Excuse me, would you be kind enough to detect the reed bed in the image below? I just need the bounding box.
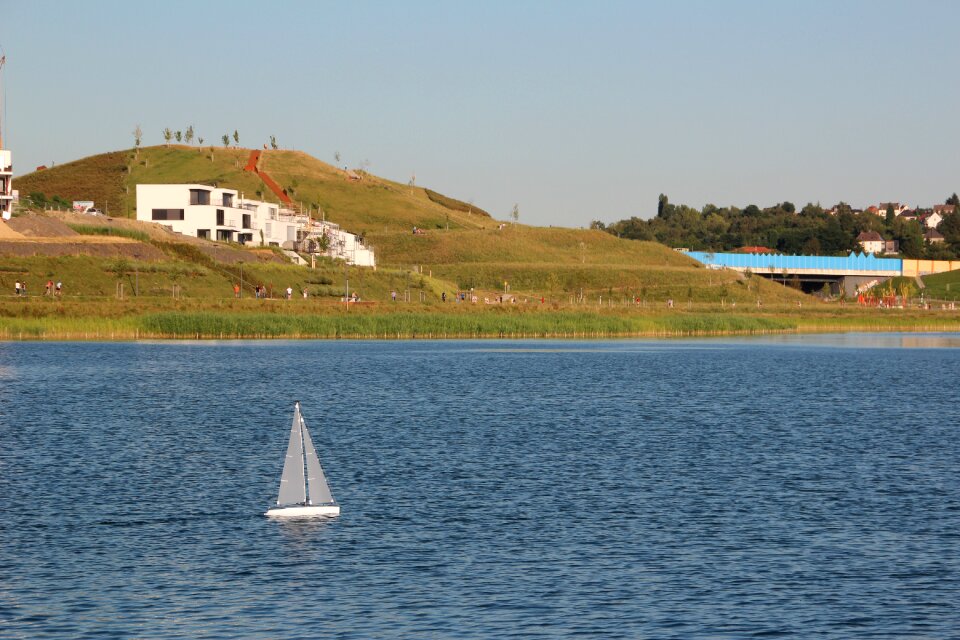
[3,303,959,341]
[131,311,796,339]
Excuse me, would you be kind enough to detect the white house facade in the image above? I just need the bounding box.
[136,183,375,266]
[857,231,885,255]
[0,149,12,220]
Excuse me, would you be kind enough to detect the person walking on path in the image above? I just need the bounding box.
[14,280,21,296]
[45,280,53,296]
[391,290,397,302]
[55,281,62,297]
[233,283,241,298]
[286,286,293,300]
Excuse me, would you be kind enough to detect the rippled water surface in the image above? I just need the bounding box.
[1,336,959,638]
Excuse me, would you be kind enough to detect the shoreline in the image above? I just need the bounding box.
[3,312,959,341]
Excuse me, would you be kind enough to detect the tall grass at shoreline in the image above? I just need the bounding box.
[0,311,796,340]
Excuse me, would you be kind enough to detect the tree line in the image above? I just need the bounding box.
[594,194,960,259]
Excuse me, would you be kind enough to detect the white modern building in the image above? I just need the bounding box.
[0,149,12,220]
[136,183,375,266]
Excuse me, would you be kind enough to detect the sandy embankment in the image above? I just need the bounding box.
[0,215,166,259]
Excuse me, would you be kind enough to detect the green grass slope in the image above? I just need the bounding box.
[10,146,810,305]
[16,146,496,233]
[14,150,129,215]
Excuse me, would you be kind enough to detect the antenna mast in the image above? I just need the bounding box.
[0,53,6,148]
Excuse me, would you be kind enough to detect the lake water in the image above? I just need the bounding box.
[1,335,958,638]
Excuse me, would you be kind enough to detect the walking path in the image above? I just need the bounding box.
[243,150,294,205]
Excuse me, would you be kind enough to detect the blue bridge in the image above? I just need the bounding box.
[685,251,903,294]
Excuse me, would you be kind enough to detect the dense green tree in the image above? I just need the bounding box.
[892,218,924,258]
[602,197,958,259]
[657,194,668,218]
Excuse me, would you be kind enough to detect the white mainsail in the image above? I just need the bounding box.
[276,402,307,506]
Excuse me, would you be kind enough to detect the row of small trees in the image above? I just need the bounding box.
[133,125,275,150]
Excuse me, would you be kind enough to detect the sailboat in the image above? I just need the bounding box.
[265,401,341,518]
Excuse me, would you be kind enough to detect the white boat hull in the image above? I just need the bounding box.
[265,504,341,518]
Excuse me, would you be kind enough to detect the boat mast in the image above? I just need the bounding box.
[298,403,309,504]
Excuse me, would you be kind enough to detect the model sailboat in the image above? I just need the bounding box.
[265,401,340,518]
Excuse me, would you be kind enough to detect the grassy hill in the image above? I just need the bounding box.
[15,145,494,233]
[8,146,813,306]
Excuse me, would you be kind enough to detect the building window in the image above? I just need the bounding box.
[189,189,211,205]
[223,193,233,208]
[152,209,185,221]
[217,230,233,242]
[216,209,225,226]
[197,229,210,239]
[265,222,272,236]
[242,214,251,229]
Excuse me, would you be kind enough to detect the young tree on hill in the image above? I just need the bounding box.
[222,134,230,147]
[175,130,182,143]
[270,135,278,150]
[334,151,341,165]
[185,125,194,145]
[197,136,204,146]
[133,124,142,150]
[162,128,172,146]
[233,130,239,146]
[511,204,520,225]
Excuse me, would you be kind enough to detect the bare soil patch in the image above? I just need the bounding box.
[0,221,26,239]
[6,216,79,237]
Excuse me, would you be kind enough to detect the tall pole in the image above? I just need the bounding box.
[0,54,6,148]
[239,261,243,299]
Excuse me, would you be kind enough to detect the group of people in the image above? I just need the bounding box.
[238,283,312,300]
[13,279,62,297]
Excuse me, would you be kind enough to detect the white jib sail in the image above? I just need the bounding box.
[302,416,334,505]
[276,403,306,505]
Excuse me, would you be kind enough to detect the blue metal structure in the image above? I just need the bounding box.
[685,251,902,274]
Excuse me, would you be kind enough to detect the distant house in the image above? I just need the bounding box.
[883,239,899,254]
[878,202,910,216]
[932,204,956,216]
[857,231,885,254]
[919,211,943,229]
[925,228,945,244]
[865,205,880,215]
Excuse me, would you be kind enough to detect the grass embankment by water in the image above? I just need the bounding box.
[3,296,960,340]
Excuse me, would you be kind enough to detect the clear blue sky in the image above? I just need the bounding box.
[1,0,958,226]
